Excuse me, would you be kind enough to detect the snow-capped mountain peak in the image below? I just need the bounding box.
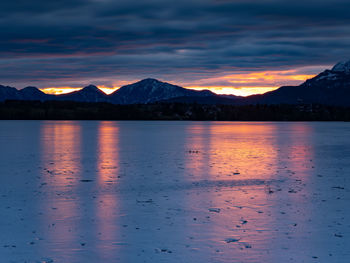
[331,60,350,73]
[109,78,215,104]
[309,60,350,83]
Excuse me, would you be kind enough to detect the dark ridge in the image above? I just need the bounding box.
[1,100,350,121]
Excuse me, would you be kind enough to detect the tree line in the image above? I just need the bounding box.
[1,100,350,121]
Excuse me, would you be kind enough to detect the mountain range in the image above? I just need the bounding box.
[1,61,350,106]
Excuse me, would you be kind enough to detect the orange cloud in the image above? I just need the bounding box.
[41,86,120,95]
[40,87,83,95]
[182,69,316,96]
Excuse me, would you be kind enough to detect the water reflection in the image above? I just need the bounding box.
[29,121,324,262]
[39,121,82,259]
[97,122,119,185]
[40,121,82,186]
[95,122,120,260]
[183,122,281,262]
[207,122,279,180]
[184,123,212,179]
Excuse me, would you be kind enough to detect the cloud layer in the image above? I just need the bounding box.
[0,0,349,93]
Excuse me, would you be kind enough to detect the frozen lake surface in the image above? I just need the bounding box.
[0,121,349,263]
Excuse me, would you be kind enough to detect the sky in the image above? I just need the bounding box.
[1,0,350,96]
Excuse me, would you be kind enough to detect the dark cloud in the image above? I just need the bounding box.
[0,0,349,88]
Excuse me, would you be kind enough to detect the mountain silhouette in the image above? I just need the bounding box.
[109,78,216,104]
[1,61,350,106]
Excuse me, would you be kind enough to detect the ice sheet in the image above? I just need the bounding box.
[0,121,349,262]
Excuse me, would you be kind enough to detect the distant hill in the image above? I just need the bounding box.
[0,85,53,101]
[109,78,217,104]
[0,79,220,104]
[1,60,350,106]
[56,85,111,103]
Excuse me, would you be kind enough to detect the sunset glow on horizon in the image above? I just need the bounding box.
[185,86,279,96]
[41,86,119,95]
[182,69,316,96]
[39,69,317,97]
[40,87,83,95]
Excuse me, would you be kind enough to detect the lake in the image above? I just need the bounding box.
[0,121,349,262]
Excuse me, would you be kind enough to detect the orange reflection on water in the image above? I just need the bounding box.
[95,122,120,258]
[41,121,82,187]
[184,124,210,177]
[40,121,82,246]
[97,122,120,185]
[183,122,281,261]
[183,122,315,262]
[208,122,279,180]
[185,122,279,181]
